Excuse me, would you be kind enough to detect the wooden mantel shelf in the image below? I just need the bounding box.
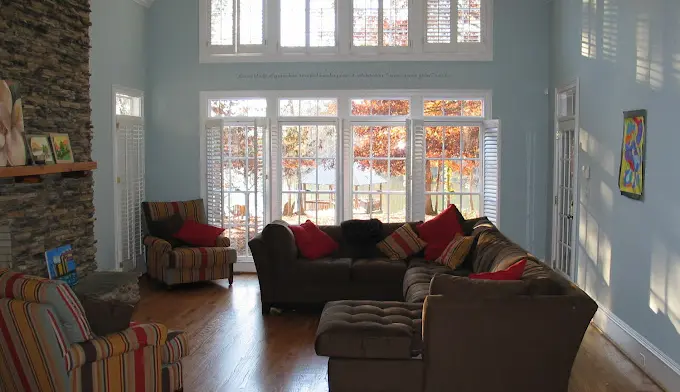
[0,162,98,179]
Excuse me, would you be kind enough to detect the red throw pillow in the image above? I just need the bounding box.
[289,220,339,259]
[173,219,225,247]
[469,259,527,281]
[416,204,465,260]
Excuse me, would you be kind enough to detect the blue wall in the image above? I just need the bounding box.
[146,0,552,257]
[551,0,680,367]
[90,0,147,271]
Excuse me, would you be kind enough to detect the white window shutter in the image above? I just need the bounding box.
[408,118,426,221]
[482,119,500,225]
[425,0,453,44]
[116,116,145,270]
[205,119,225,227]
[269,118,282,220]
[341,118,352,220]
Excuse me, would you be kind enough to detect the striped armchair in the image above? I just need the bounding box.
[142,199,237,287]
[0,269,187,392]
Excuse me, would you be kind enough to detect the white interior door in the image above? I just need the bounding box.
[551,85,578,279]
[114,89,145,271]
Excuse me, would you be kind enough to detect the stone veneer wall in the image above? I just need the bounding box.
[0,0,97,276]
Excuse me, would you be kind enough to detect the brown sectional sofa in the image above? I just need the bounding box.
[249,218,598,391]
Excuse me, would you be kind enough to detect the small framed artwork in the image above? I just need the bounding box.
[25,134,55,165]
[49,133,74,163]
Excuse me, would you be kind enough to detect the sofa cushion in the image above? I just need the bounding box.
[315,300,423,359]
[351,258,407,283]
[290,220,339,259]
[405,283,430,303]
[403,261,453,296]
[377,224,427,261]
[471,230,530,273]
[436,235,476,269]
[402,260,464,303]
[288,257,352,283]
[416,204,465,260]
[471,259,526,280]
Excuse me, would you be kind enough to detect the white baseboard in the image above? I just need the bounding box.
[592,303,680,391]
[233,262,257,273]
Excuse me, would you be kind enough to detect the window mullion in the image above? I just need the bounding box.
[410,0,423,53]
[267,0,280,54]
[338,0,351,55]
[378,0,384,47]
[305,0,311,48]
[234,0,240,52]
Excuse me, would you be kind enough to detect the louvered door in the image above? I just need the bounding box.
[483,120,500,224]
[115,116,145,271]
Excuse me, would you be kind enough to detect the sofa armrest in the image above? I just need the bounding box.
[216,232,231,247]
[66,323,168,370]
[248,222,297,304]
[421,295,597,392]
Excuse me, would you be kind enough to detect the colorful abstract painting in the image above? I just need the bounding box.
[618,110,646,200]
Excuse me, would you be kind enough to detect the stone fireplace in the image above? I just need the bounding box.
[0,0,97,276]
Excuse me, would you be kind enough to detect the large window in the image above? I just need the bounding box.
[200,0,493,62]
[203,91,499,260]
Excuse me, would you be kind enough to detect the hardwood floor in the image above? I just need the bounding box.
[133,274,664,392]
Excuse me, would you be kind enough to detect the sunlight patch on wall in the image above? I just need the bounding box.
[636,10,664,90]
[585,211,599,273]
[596,227,612,286]
[582,127,617,178]
[602,0,618,62]
[649,239,680,334]
[581,0,598,59]
[600,180,613,214]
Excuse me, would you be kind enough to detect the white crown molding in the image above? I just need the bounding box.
[592,302,680,391]
[132,0,154,8]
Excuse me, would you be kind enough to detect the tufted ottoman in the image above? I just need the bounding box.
[315,300,425,392]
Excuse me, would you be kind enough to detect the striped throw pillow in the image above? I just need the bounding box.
[377,224,427,261]
[436,234,476,269]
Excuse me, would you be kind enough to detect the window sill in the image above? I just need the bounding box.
[199,51,494,64]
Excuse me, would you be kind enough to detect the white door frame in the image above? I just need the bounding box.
[112,85,145,271]
[551,79,580,281]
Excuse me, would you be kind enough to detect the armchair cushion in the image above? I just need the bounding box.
[169,247,237,269]
[147,213,186,248]
[173,219,225,247]
[0,269,93,344]
[142,199,206,224]
[66,323,168,370]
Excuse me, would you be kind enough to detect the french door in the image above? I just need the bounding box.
[115,116,145,271]
[205,119,266,258]
[551,85,578,279]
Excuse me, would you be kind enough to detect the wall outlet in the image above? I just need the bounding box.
[640,353,646,367]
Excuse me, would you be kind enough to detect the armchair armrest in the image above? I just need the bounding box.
[216,232,231,247]
[66,323,168,370]
[144,236,172,253]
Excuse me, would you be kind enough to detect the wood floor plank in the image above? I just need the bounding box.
[133,274,663,392]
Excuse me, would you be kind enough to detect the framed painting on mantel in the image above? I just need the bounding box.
[618,109,647,200]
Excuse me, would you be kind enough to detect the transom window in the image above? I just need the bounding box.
[200,0,493,62]
[202,90,499,260]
